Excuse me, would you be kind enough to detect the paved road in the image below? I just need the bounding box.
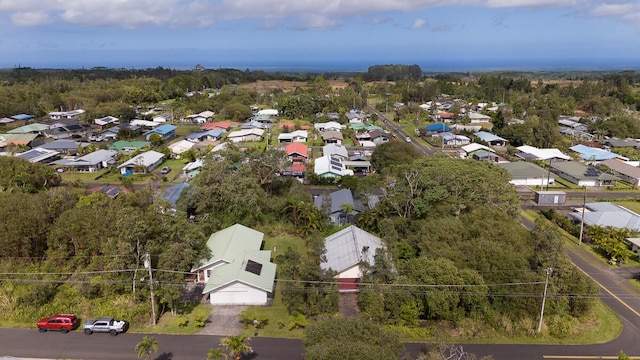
[0,329,304,360]
[366,105,436,156]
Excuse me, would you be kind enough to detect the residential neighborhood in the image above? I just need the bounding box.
[3,67,640,360]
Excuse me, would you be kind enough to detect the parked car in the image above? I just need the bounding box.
[37,314,80,333]
[83,317,129,336]
[160,166,171,174]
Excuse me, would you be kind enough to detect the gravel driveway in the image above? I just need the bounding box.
[197,305,248,335]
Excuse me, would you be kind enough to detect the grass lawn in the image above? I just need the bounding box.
[133,303,212,334]
[238,290,305,339]
[175,125,201,137]
[553,177,581,189]
[60,170,107,183]
[613,201,640,214]
[265,235,306,256]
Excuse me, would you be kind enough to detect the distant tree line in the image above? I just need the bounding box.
[364,64,423,81]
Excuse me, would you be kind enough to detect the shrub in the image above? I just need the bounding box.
[177,316,188,328]
[193,315,206,328]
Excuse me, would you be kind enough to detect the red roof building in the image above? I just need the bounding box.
[201,121,232,131]
[284,143,308,161]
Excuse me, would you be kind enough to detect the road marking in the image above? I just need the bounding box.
[543,356,640,359]
[572,260,640,318]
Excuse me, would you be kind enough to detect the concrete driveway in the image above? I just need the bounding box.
[197,305,248,336]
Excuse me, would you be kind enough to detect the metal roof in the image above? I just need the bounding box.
[196,224,276,294]
[117,150,165,168]
[321,225,385,274]
[570,144,627,161]
[569,202,640,232]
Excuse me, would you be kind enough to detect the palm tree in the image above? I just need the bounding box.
[220,335,253,360]
[339,203,356,225]
[135,336,159,360]
[207,347,228,360]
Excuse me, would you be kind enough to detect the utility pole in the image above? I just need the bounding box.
[537,267,553,333]
[578,186,587,246]
[144,253,157,326]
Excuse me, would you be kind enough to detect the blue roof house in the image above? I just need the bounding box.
[569,144,627,162]
[425,123,452,134]
[144,124,176,141]
[11,114,35,121]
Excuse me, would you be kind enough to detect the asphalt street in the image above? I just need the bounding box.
[366,105,437,156]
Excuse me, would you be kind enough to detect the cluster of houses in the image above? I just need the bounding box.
[192,222,385,305]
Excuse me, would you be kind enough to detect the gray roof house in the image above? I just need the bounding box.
[474,131,507,147]
[550,161,620,187]
[191,224,276,305]
[498,161,555,187]
[600,159,640,186]
[15,148,60,164]
[322,143,349,159]
[569,202,640,232]
[315,189,362,226]
[52,149,117,172]
[117,150,165,175]
[322,225,386,292]
[37,139,87,155]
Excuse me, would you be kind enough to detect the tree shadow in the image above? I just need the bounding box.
[154,352,173,360]
[242,351,258,359]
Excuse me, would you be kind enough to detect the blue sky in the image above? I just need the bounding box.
[1,0,639,71]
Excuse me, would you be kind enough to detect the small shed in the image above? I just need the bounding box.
[534,191,566,205]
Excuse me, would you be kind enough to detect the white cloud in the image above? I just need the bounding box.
[484,0,576,8]
[587,2,640,27]
[11,11,51,26]
[0,0,629,30]
[411,18,427,29]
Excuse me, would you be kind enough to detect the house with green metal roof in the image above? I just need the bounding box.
[110,140,150,153]
[7,123,50,134]
[192,224,277,305]
[498,161,554,187]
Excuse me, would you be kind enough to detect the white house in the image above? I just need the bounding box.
[314,121,344,132]
[227,128,265,143]
[467,112,492,123]
[277,130,308,143]
[497,161,555,187]
[516,145,571,161]
[192,224,276,305]
[117,150,165,175]
[168,139,196,157]
[314,155,353,178]
[257,109,278,116]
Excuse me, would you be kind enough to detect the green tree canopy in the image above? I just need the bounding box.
[304,316,405,360]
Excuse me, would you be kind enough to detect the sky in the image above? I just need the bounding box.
[1,0,640,71]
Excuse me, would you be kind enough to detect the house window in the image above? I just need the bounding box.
[206,270,211,278]
[245,260,263,275]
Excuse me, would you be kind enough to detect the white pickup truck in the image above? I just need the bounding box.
[83,317,129,336]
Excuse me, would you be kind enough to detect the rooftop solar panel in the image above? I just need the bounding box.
[245,260,263,275]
